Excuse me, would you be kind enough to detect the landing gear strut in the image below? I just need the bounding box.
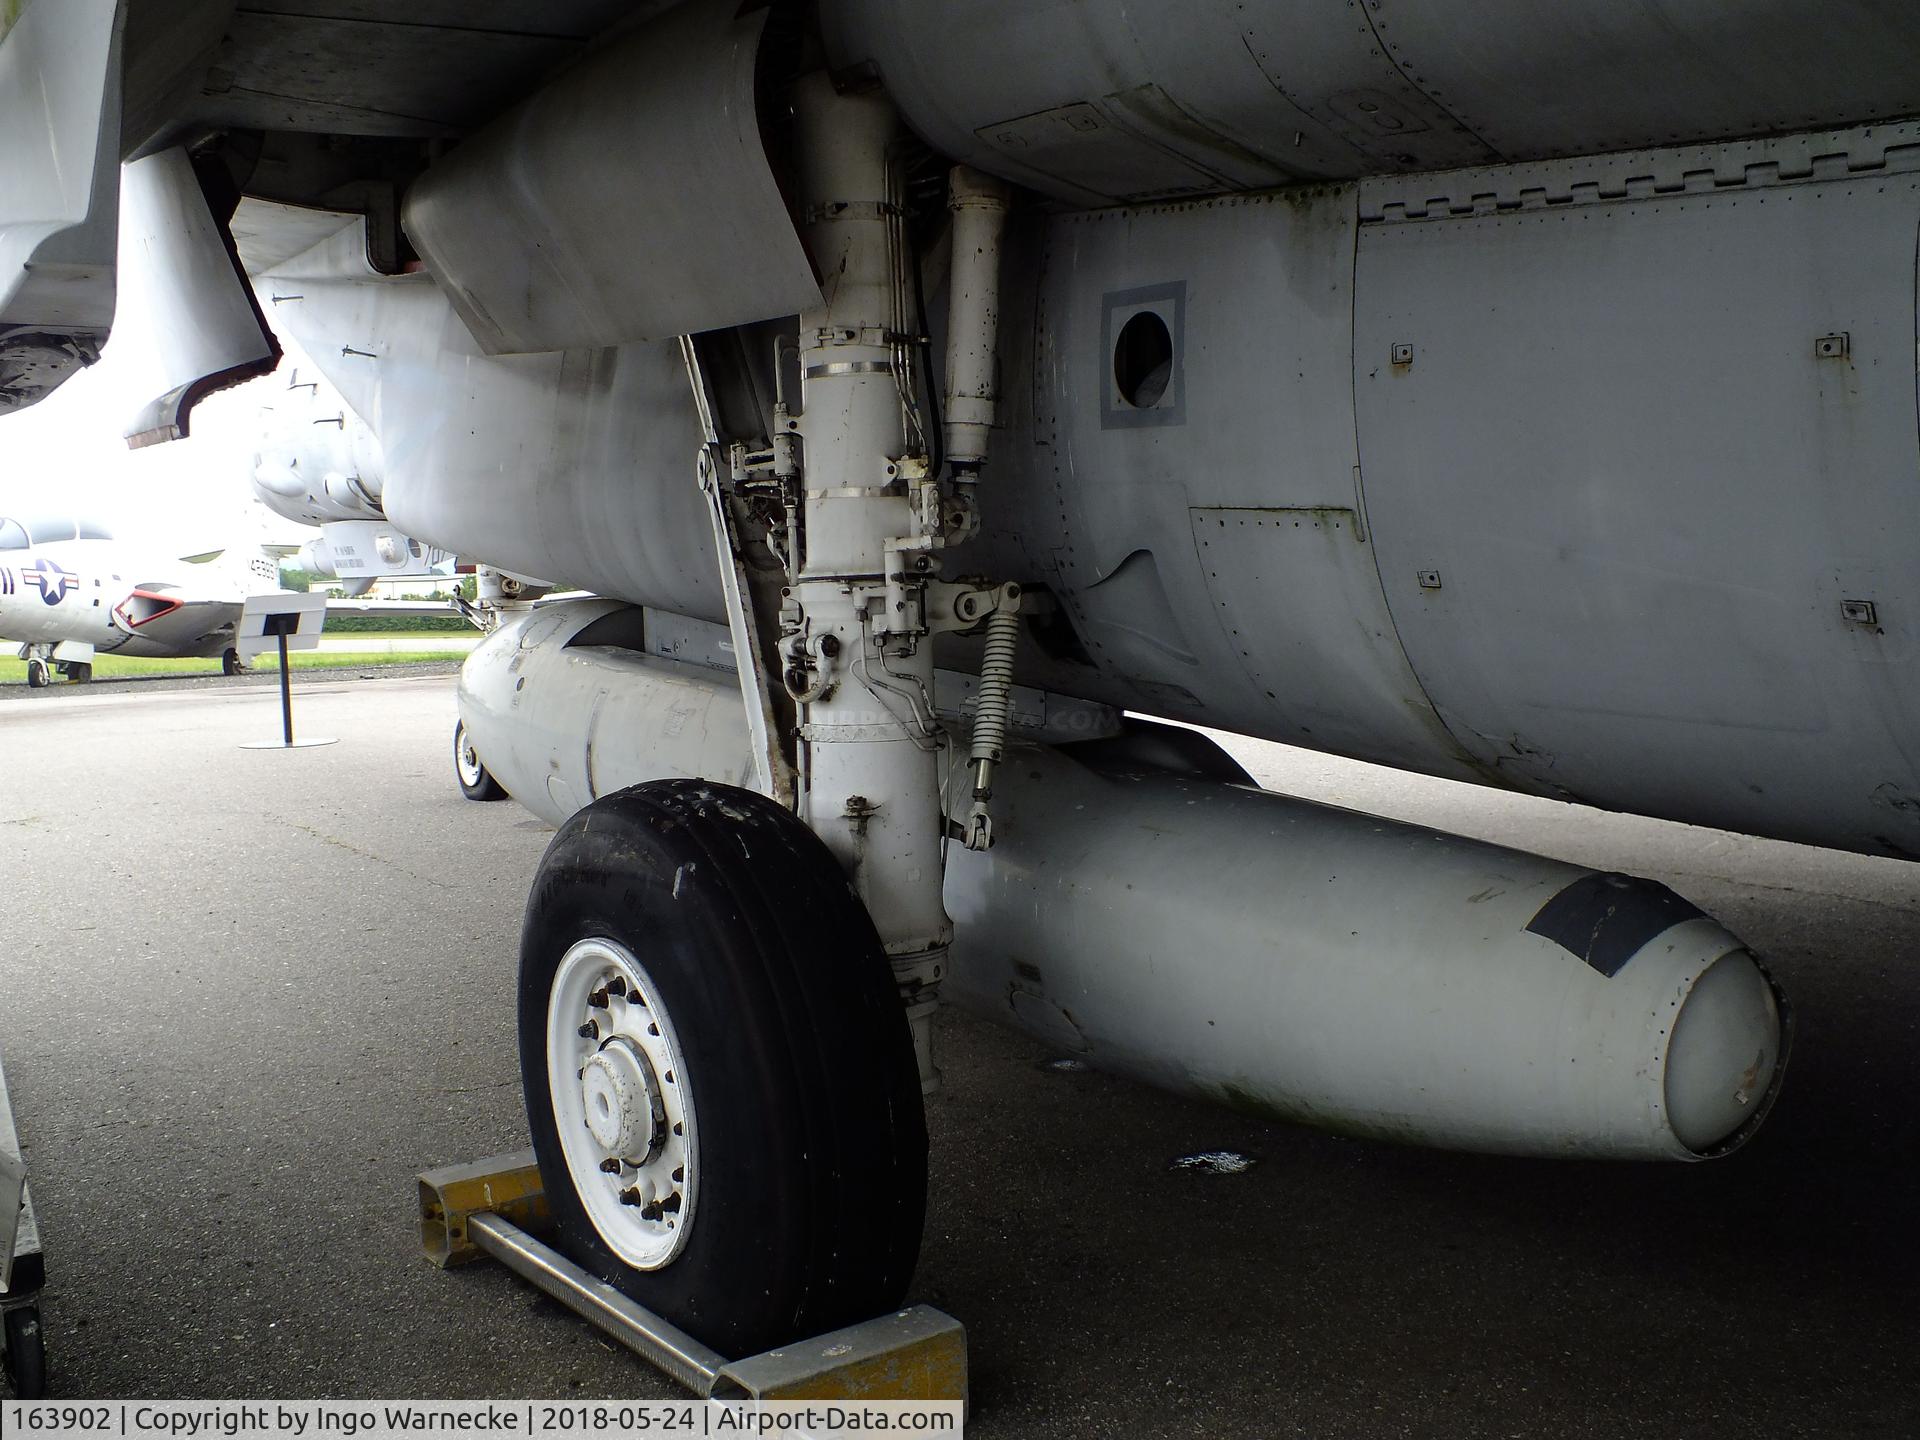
[521,71,1015,1359]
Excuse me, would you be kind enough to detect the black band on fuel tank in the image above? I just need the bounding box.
[1525,872,1705,978]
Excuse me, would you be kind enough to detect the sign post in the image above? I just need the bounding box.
[236,592,336,749]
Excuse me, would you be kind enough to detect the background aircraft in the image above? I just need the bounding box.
[0,510,282,685]
[1,0,1914,1370]
[246,354,457,596]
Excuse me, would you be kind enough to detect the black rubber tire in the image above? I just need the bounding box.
[222,647,244,677]
[24,659,49,690]
[454,721,507,802]
[59,662,91,684]
[4,1305,47,1399]
[518,779,927,1357]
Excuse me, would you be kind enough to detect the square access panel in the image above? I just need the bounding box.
[1100,281,1186,429]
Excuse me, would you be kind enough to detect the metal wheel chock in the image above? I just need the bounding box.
[418,1151,966,1404]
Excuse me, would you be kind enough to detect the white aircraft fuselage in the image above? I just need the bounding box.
[0,537,252,662]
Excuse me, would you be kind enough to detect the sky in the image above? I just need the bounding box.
[0,348,305,557]
[0,134,319,560]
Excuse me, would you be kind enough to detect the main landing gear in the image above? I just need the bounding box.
[18,646,73,688]
[21,654,90,688]
[518,780,926,1357]
[513,69,1012,1368]
[222,647,245,677]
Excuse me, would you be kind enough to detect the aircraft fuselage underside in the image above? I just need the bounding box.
[260,127,1920,860]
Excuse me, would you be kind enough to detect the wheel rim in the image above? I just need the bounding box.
[547,937,698,1269]
[455,726,485,788]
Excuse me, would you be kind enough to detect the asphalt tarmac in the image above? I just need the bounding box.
[0,668,1913,1437]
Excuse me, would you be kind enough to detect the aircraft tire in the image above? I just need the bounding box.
[517,780,926,1357]
[61,663,91,684]
[24,659,49,690]
[453,721,507,801]
[3,1304,47,1399]
[221,648,245,677]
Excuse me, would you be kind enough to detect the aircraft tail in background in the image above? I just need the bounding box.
[177,541,290,597]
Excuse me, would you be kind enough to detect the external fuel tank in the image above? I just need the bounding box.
[459,602,1788,1161]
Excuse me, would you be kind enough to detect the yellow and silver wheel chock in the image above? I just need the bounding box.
[418,1151,966,1404]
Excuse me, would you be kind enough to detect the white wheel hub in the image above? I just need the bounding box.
[547,937,698,1270]
[456,727,484,787]
[581,1040,662,1157]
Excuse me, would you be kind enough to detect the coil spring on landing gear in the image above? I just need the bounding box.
[963,606,1021,851]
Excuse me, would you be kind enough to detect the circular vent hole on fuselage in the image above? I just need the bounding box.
[1113,309,1173,409]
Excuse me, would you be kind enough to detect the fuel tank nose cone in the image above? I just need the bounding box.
[1664,951,1788,1155]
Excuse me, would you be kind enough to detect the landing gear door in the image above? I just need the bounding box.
[0,0,125,414]
[403,0,822,355]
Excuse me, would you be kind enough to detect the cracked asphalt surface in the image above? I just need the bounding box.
[0,668,1914,1436]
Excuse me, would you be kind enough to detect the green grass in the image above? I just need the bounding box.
[324,613,472,633]
[0,649,461,684]
[324,630,476,644]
